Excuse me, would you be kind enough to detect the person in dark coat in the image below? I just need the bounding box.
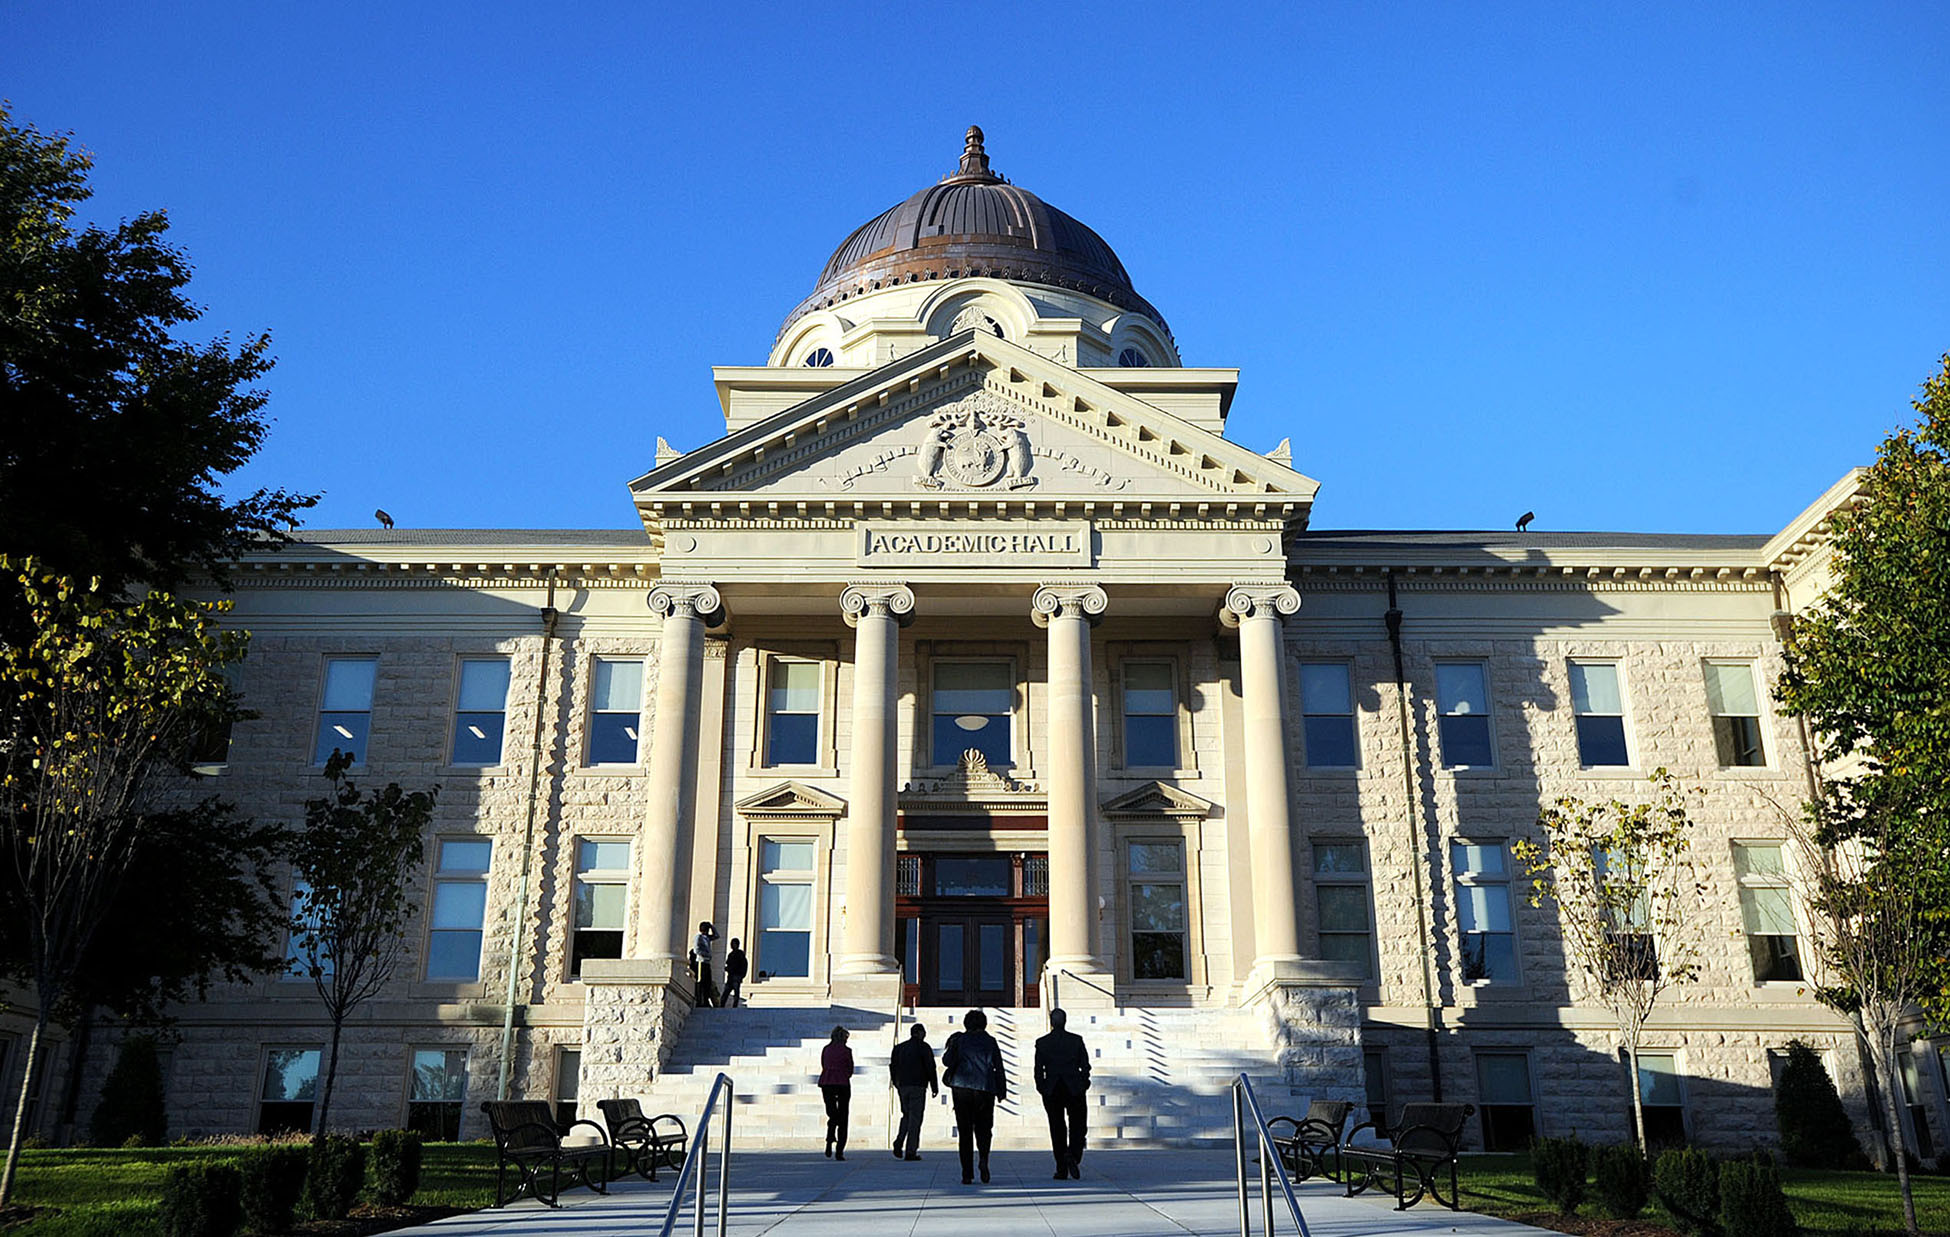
[1034,1007,1091,1178]
[719,938,747,1007]
[939,1008,1006,1184]
[888,1023,938,1160]
[817,1025,853,1159]
[691,921,718,1006]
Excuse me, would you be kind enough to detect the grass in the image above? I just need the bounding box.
[1,1141,505,1235]
[1457,1151,1950,1237]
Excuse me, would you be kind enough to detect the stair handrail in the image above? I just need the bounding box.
[1231,1073,1313,1237]
[1043,967,1118,1012]
[657,1072,733,1237]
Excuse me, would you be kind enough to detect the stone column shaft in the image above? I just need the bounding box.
[1035,585,1108,975]
[641,583,720,962]
[1227,584,1304,970]
[837,585,913,978]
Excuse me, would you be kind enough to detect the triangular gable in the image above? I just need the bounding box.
[734,781,847,821]
[631,332,1319,509]
[1101,781,1214,822]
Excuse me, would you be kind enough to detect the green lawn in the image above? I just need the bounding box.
[2,1141,503,1236]
[1457,1152,1950,1237]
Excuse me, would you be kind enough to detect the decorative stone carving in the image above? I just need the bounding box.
[839,583,916,627]
[1221,583,1300,625]
[1030,583,1109,627]
[647,582,723,622]
[903,748,1035,795]
[950,306,1006,338]
[914,393,1038,491]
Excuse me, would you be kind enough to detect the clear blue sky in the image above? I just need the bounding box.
[7,3,1946,535]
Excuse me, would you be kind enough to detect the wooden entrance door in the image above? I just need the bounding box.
[922,913,1013,1007]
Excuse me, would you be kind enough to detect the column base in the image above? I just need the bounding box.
[1240,956,1367,1006]
[828,969,903,1008]
[1041,962,1117,1010]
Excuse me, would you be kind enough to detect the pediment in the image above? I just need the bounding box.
[1101,781,1214,822]
[734,781,847,820]
[632,333,1318,512]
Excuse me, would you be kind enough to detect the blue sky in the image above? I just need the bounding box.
[6,3,1946,535]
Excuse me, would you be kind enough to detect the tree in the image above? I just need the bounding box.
[0,561,243,1203]
[288,755,436,1142]
[1515,770,1705,1151]
[0,105,313,597]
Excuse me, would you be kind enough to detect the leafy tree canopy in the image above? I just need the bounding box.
[0,105,313,595]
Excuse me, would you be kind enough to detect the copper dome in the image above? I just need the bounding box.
[778,128,1168,342]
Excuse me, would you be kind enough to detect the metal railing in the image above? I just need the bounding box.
[1231,1073,1313,1237]
[657,1073,733,1237]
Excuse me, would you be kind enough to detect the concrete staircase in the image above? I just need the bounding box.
[642,1001,1309,1151]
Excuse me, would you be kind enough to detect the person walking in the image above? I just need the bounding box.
[1034,1007,1091,1179]
[940,1008,1006,1184]
[718,937,747,1008]
[691,921,718,1006]
[818,1025,853,1160]
[889,1023,938,1160]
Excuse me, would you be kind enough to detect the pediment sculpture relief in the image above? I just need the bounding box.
[915,393,1038,491]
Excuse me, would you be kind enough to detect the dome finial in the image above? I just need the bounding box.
[948,125,998,183]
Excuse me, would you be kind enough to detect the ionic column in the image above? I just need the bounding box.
[1034,584,1109,980]
[835,584,914,980]
[641,582,721,964]
[1223,583,1304,976]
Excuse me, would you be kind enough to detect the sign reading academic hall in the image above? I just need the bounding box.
[20,127,1932,1163]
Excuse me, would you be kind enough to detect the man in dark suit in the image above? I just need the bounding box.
[1033,1007,1091,1179]
[888,1023,938,1160]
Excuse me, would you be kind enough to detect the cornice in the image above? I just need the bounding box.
[227,559,659,589]
[1292,564,1771,594]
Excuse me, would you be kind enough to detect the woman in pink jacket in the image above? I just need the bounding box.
[818,1025,854,1159]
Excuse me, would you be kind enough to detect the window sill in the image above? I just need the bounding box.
[752,763,839,780]
[411,981,488,1001]
[1572,766,1645,780]
[1445,765,1503,779]
[438,764,510,778]
[1295,765,1360,776]
[1108,765,1199,781]
[1713,766,1783,778]
[576,764,647,776]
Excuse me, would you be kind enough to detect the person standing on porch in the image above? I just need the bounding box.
[889,1023,938,1160]
[940,1008,1006,1184]
[691,921,718,1006]
[819,1025,854,1160]
[1034,1007,1091,1179]
[719,937,747,1007]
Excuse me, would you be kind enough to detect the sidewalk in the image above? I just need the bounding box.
[399,1149,1553,1237]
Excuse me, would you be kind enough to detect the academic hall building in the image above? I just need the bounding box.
[10,128,1949,1156]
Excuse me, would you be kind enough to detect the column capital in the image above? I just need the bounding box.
[1221,583,1300,627]
[1031,583,1108,628]
[840,583,916,628]
[647,582,723,623]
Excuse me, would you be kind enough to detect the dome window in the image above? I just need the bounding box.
[803,347,836,368]
[1117,347,1151,368]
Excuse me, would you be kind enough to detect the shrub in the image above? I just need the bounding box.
[1653,1146,1721,1236]
[304,1134,366,1221]
[370,1128,423,1206]
[1532,1136,1591,1214]
[91,1034,168,1147]
[1720,1156,1797,1237]
[159,1160,243,1237]
[240,1144,309,1233]
[1773,1040,1869,1169]
[1594,1143,1650,1220]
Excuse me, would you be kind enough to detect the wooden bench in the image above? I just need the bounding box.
[1340,1101,1476,1210]
[597,1097,688,1181]
[1267,1099,1353,1182]
[481,1099,614,1207]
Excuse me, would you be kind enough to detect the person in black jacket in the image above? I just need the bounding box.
[1034,1007,1091,1179]
[888,1023,938,1160]
[939,1008,1006,1184]
[719,938,747,1008]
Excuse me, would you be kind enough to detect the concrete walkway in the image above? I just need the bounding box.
[399,1149,1552,1237]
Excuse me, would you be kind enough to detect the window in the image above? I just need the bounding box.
[931,661,1013,768]
[1705,662,1766,767]
[1636,1052,1688,1148]
[802,347,835,368]
[1595,846,1658,982]
[571,840,630,977]
[758,839,814,978]
[1298,663,1357,767]
[1313,841,1374,977]
[1121,661,1177,767]
[554,1048,581,1130]
[190,664,242,774]
[406,1048,467,1141]
[1436,663,1494,768]
[313,656,376,765]
[588,659,643,765]
[451,658,512,765]
[284,881,331,980]
[1363,1049,1391,1136]
[426,839,492,981]
[258,1047,322,1135]
[1116,346,1150,368]
[1733,843,1802,982]
[1569,661,1630,766]
[1128,841,1187,981]
[1453,842,1518,984]
[1899,1051,1936,1160]
[765,660,821,766]
[1476,1052,1536,1150]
